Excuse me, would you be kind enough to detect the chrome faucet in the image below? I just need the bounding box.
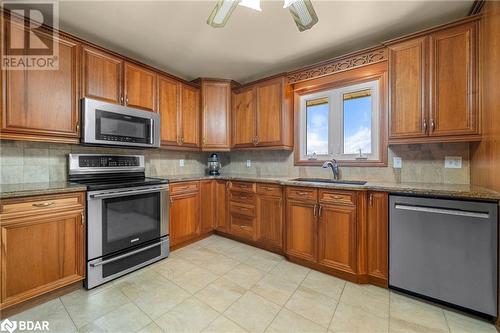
[322,159,340,180]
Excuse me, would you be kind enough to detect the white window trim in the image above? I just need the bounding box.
[299,79,380,162]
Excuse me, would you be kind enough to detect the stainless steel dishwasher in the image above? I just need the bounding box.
[389,195,498,316]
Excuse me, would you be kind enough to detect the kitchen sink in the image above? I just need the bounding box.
[291,178,367,185]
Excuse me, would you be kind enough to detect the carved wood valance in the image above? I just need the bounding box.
[286,46,388,84]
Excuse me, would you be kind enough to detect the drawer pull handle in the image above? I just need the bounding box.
[239,207,249,211]
[32,201,55,208]
[265,187,275,191]
[298,192,308,196]
[328,195,342,200]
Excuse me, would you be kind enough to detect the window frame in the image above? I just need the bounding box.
[293,63,388,167]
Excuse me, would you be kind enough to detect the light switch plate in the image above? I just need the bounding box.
[445,156,462,169]
[393,157,402,169]
[246,160,251,168]
[179,159,185,167]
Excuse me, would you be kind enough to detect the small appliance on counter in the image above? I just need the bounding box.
[207,153,221,175]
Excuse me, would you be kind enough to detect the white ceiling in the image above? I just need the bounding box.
[50,0,473,83]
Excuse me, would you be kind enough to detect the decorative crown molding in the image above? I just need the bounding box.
[286,47,388,84]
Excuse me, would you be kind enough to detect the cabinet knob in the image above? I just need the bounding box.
[126,96,129,105]
[431,119,435,132]
[120,94,124,104]
[423,119,428,133]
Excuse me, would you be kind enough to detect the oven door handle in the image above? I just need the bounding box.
[90,241,164,267]
[89,187,169,199]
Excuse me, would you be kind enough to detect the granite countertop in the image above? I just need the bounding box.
[162,173,500,201]
[2,174,500,201]
[0,182,87,199]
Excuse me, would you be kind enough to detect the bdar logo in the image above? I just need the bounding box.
[0,319,17,333]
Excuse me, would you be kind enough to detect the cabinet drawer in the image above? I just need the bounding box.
[229,202,256,217]
[0,192,85,217]
[286,187,317,202]
[170,181,199,194]
[319,190,356,206]
[229,191,256,204]
[256,183,282,197]
[229,181,256,193]
[230,214,256,240]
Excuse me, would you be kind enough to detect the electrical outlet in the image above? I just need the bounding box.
[445,156,462,169]
[246,160,251,168]
[393,157,402,169]
[179,159,185,167]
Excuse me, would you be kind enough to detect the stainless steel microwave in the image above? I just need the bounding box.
[81,98,160,148]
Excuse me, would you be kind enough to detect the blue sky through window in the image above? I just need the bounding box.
[306,101,329,155]
[343,94,372,154]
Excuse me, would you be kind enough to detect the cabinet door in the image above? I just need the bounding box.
[367,192,388,284]
[318,204,357,274]
[158,75,180,147]
[215,181,228,232]
[256,79,283,146]
[2,23,80,142]
[180,84,200,148]
[201,81,231,150]
[200,180,215,234]
[82,46,123,104]
[124,62,156,112]
[256,194,283,249]
[388,36,428,139]
[232,88,256,148]
[1,212,85,306]
[285,199,317,262]
[429,22,478,136]
[170,192,200,247]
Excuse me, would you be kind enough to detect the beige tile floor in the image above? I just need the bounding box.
[7,235,497,333]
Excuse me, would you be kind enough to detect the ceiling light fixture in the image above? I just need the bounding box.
[207,0,318,31]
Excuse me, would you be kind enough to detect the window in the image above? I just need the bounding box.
[299,80,380,163]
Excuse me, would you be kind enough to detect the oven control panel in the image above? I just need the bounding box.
[78,155,141,168]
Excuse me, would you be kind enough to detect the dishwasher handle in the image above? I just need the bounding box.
[394,204,490,219]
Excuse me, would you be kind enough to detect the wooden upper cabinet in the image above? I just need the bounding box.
[429,21,478,137]
[285,199,317,262]
[231,76,293,150]
[232,87,256,148]
[201,79,231,151]
[1,21,80,143]
[124,62,157,112]
[158,75,180,146]
[317,203,357,274]
[256,78,284,146]
[82,46,123,104]
[388,36,428,139]
[180,84,200,148]
[367,192,388,286]
[388,18,480,143]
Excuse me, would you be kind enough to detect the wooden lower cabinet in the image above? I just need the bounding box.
[215,181,229,232]
[169,183,201,248]
[256,194,283,249]
[200,180,215,234]
[366,192,389,286]
[285,199,317,261]
[317,203,357,274]
[0,192,85,310]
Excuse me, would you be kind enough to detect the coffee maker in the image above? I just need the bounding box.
[207,153,221,175]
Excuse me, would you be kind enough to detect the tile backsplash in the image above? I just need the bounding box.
[0,140,470,185]
[0,140,208,184]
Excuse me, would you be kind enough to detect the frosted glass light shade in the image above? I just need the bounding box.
[239,0,261,11]
[207,0,241,28]
[284,0,318,31]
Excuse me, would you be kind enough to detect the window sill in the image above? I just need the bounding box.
[294,159,388,167]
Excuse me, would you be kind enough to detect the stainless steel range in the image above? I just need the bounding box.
[69,154,169,289]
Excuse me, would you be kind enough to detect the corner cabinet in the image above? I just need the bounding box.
[1,19,80,144]
[232,76,293,150]
[200,79,232,151]
[0,192,86,310]
[388,18,480,144]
